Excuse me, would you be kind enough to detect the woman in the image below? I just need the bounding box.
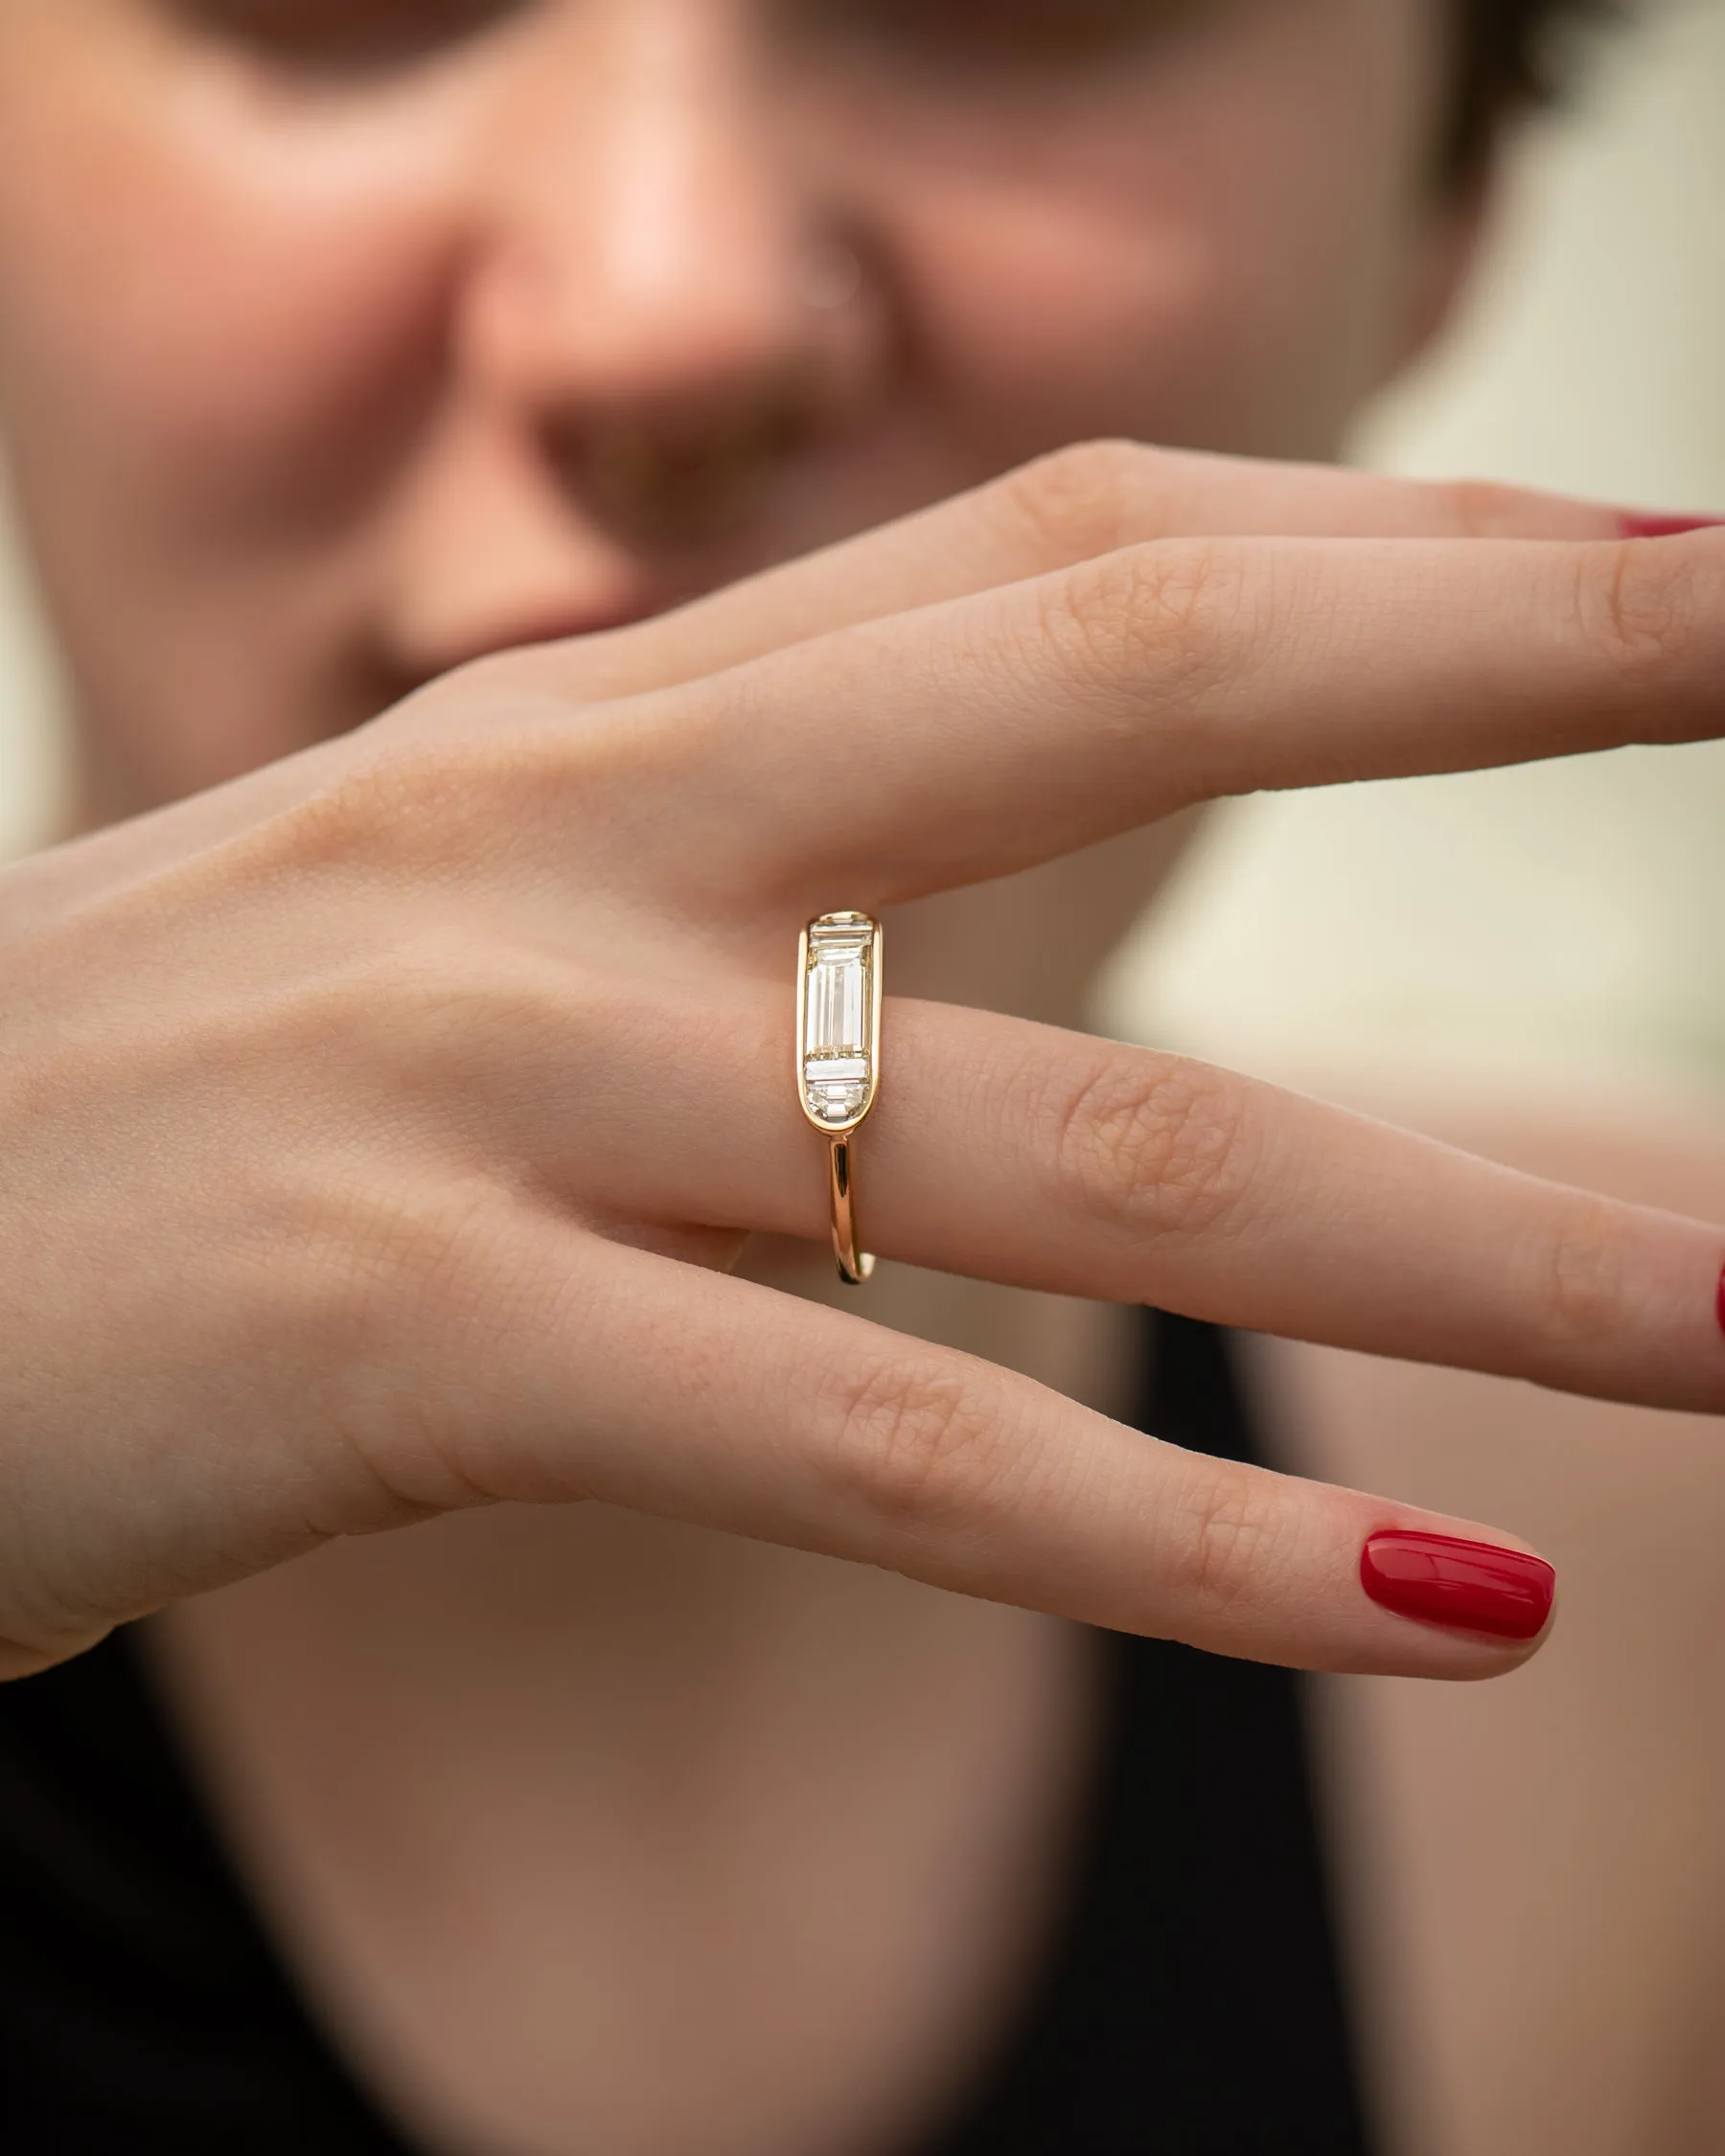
[0,1,1718,2149]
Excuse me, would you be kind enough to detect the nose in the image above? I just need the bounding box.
[458,2,872,541]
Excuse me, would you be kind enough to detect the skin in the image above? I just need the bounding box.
[0,3,1721,2152]
[0,0,1452,811]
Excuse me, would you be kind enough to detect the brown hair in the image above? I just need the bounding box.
[1449,0,1621,179]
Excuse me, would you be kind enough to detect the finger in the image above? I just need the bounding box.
[538,442,1634,697]
[507,978,1725,1418]
[410,1227,1554,1680]
[622,527,1725,909]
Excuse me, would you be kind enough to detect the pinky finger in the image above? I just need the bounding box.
[435,1230,1556,1680]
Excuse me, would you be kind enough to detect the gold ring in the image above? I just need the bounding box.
[796,911,884,1285]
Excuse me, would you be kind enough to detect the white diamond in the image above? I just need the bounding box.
[805,945,868,1060]
[815,1082,866,1123]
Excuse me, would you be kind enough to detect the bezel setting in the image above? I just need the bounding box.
[796,911,883,1137]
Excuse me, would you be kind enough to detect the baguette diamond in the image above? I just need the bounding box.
[798,912,881,1132]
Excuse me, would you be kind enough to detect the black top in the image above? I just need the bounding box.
[0,1316,1373,2154]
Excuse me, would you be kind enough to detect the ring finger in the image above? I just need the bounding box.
[513,978,1725,1418]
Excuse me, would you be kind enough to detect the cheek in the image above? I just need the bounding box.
[0,32,491,801]
[854,11,1435,463]
[0,56,464,532]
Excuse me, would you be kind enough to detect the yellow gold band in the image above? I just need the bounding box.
[827,1135,875,1286]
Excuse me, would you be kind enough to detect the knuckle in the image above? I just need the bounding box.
[245,741,478,883]
[288,931,520,1076]
[1046,1048,1257,1241]
[379,930,577,1048]
[285,933,635,1154]
[1576,540,1703,697]
[264,694,664,881]
[996,439,1168,561]
[326,733,529,870]
[1044,539,1244,705]
[1536,1199,1627,1351]
[817,1359,1024,1538]
[1162,1461,1285,1625]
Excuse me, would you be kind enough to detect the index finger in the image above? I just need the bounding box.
[627,526,1725,914]
[546,441,1635,696]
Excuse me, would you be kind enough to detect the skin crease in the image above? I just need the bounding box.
[0,4,1690,2156]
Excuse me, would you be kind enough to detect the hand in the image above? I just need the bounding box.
[2,442,1720,1682]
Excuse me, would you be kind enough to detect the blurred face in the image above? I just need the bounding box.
[0,0,1466,817]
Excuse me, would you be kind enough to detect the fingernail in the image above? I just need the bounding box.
[1620,512,1725,539]
[1360,1530,1554,1641]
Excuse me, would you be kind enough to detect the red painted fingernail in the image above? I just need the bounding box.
[1620,513,1725,539]
[1360,1530,1554,1641]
